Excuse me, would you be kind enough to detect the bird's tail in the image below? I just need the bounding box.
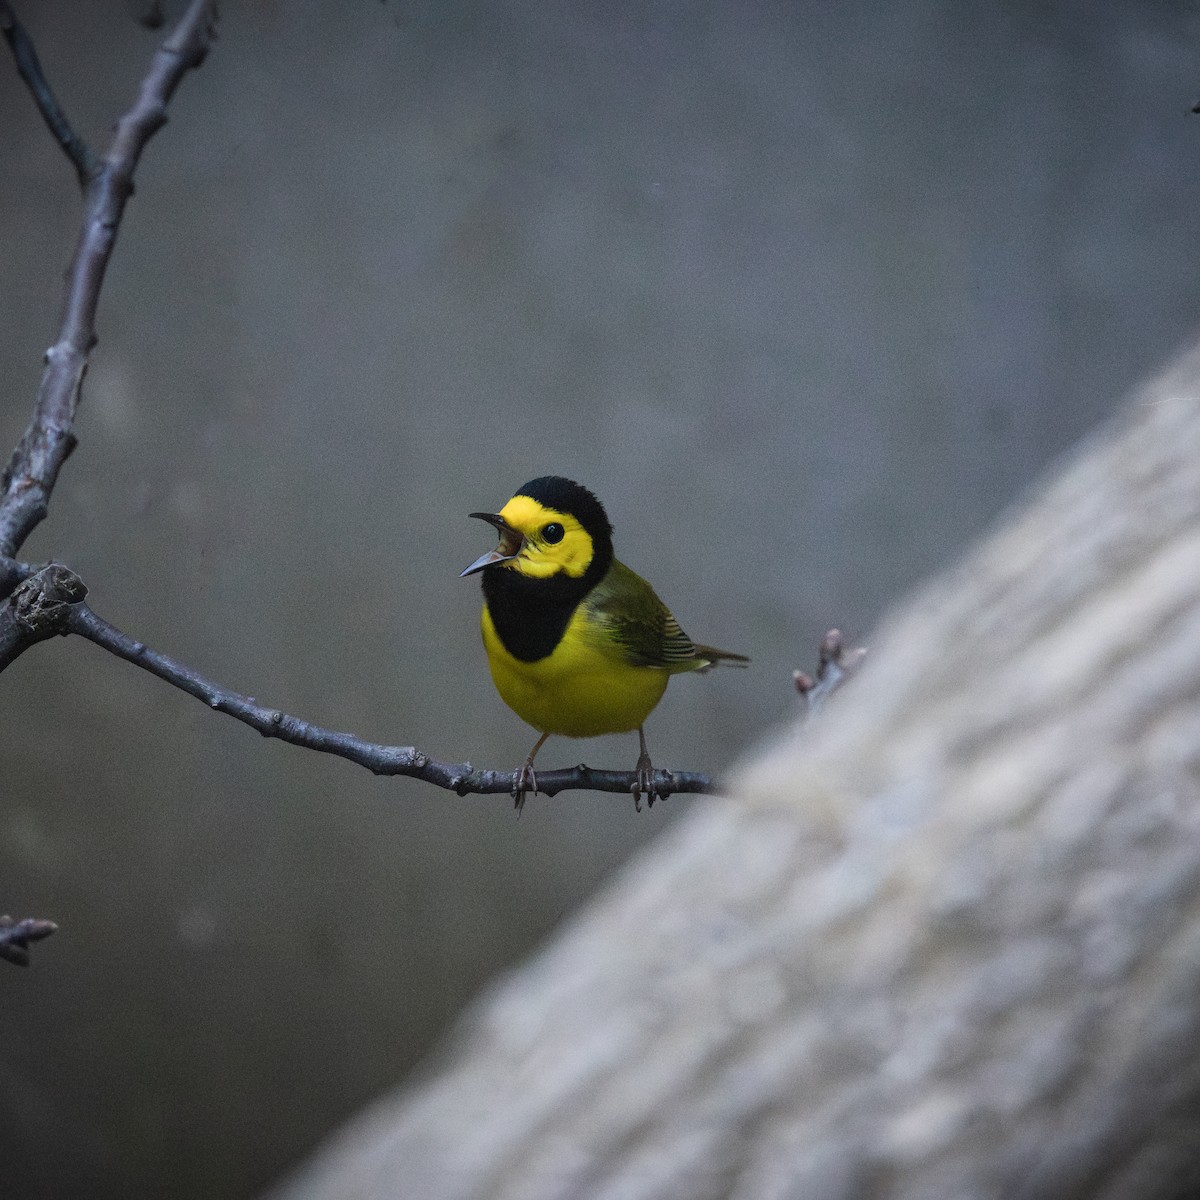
[691,644,750,673]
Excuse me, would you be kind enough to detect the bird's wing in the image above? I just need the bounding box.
[583,559,703,670]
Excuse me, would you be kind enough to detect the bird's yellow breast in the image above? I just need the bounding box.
[480,602,669,738]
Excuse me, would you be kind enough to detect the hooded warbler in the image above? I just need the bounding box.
[460,476,747,811]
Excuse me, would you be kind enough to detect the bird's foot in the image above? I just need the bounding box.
[632,750,658,813]
[512,758,539,814]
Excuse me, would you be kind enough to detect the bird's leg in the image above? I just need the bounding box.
[514,731,550,814]
[632,726,656,813]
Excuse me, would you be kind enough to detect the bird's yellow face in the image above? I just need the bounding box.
[492,495,595,579]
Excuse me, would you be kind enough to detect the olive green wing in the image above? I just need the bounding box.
[584,560,748,673]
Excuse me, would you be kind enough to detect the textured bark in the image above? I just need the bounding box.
[267,342,1200,1200]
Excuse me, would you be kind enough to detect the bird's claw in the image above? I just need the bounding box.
[632,751,658,813]
[513,758,539,814]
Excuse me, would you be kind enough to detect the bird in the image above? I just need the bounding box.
[460,476,747,812]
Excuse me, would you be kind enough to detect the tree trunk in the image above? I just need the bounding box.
[267,341,1200,1200]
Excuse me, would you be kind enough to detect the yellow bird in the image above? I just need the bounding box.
[461,476,747,811]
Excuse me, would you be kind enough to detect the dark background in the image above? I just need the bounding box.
[1,2,1197,1197]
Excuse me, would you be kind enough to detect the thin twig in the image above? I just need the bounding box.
[793,628,866,715]
[64,602,716,800]
[0,565,722,801]
[0,915,57,967]
[0,565,724,800]
[0,0,98,186]
[0,0,218,559]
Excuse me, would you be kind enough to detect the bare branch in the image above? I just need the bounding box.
[0,0,218,559]
[63,602,718,801]
[0,563,736,803]
[0,915,57,967]
[0,1,99,185]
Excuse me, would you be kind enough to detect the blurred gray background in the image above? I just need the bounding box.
[1,2,1197,1197]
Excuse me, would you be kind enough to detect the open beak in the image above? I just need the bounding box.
[460,512,524,577]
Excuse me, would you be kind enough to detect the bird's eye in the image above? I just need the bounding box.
[542,522,565,544]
